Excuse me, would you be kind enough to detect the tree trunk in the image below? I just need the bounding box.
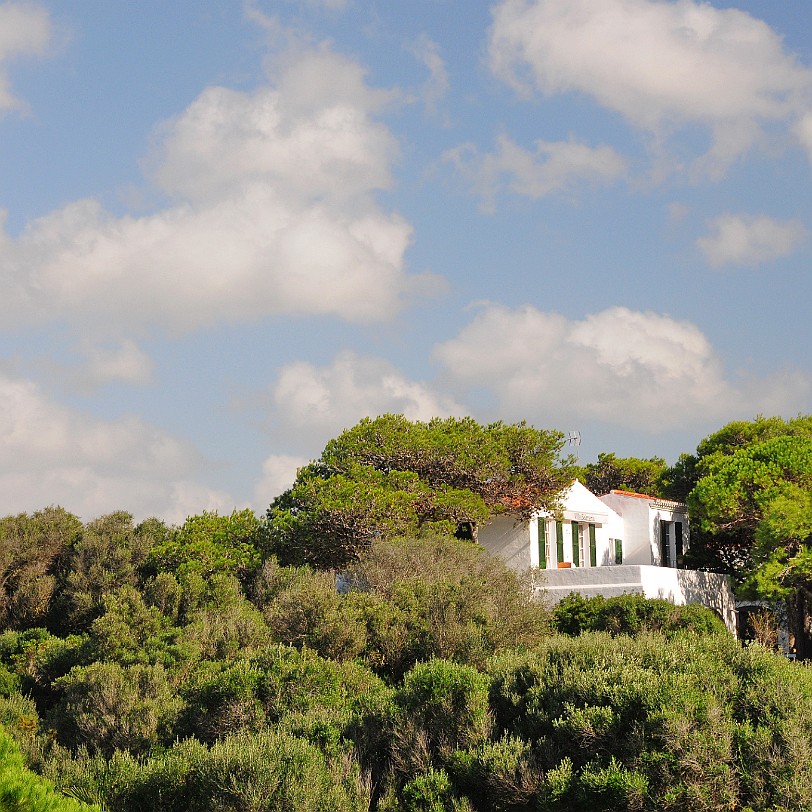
[787,588,812,660]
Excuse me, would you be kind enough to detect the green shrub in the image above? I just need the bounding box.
[176,659,266,743]
[50,662,181,756]
[343,536,548,680]
[392,658,490,781]
[449,735,541,812]
[260,565,366,661]
[50,730,368,812]
[395,768,473,812]
[0,723,101,812]
[487,632,812,812]
[551,593,727,638]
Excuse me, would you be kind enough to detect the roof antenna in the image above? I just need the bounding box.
[566,430,581,463]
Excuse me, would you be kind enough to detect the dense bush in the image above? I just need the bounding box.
[342,536,548,680]
[1,502,811,812]
[551,593,727,637]
[50,662,181,756]
[46,730,368,812]
[487,632,812,811]
[0,723,101,812]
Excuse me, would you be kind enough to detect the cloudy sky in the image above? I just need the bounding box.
[1,0,811,522]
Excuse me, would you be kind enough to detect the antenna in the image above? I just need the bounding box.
[567,430,581,462]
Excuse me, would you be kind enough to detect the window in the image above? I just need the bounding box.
[660,521,671,567]
[614,538,623,565]
[537,518,547,569]
[675,521,684,565]
[571,521,580,567]
[589,524,597,567]
[556,521,564,564]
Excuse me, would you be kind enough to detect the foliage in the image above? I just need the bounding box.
[320,415,572,514]
[256,561,366,661]
[386,768,473,812]
[578,453,666,498]
[50,661,181,756]
[342,536,549,680]
[56,512,164,634]
[266,415,573,568]
[667,415,812,576]
[686,422,812,654]
[46,730,369,812]
[0,507,82,631]
[0,723,102,812]
[551,593,727,637]
[487,631,812,812]
[395,659,490,760]
[146,509,263,583]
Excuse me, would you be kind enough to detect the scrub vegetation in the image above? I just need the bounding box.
[0,415,810,812]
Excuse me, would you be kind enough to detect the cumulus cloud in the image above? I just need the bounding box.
[0,2,51,113]
[0,370,235,522]
[697,213,808,267]
[445,134,626,208]
[252,350,465,504]
[253,453,309,504]
[433,304,810,431]
[488,0,812,174]
[265,350,465,447]
[0,44,439,336]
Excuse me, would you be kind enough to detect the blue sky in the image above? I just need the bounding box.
[1,0,811,522]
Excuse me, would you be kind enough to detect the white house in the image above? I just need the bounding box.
[477,481,737,633]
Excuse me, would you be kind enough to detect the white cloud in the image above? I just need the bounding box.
[407,34,449,113]
[433,304,810,431]
[77,340,154,388]
[251,350,466,507]
[0,371,236,523]
[0,2,50,113]
[445,134,626,208]
[254,453,309,504]
[794,111,812,162]
[265,349,465,447]
[697,213,808,267]
[488,0,812,174]
[0,44,439,337]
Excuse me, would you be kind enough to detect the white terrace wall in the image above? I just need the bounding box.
[537,564,737,633]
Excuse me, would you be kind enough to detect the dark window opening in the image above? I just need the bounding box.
[660,522,671,567]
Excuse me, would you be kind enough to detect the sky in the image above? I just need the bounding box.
[1,0,812,523]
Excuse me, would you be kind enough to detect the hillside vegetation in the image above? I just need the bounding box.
[0,414,810,811]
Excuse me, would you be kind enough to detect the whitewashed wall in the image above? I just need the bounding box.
[536,565,737,633]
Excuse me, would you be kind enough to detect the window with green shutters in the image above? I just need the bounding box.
[538,518,547,569]
[556,521,564,564]
[589,524,597,567]
[614,538,623,565]
[571,521,580,567]
[660,522,671,567]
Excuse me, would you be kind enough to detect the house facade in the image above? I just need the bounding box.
[477,481,737,633]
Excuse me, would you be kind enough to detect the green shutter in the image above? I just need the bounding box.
[571,521,580,567]
[675,521,684,565]
[556,521,564,564]
[538,518,547,569]
[660,522,671,567]
[614,538,623,565]
[589,524,597,567]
